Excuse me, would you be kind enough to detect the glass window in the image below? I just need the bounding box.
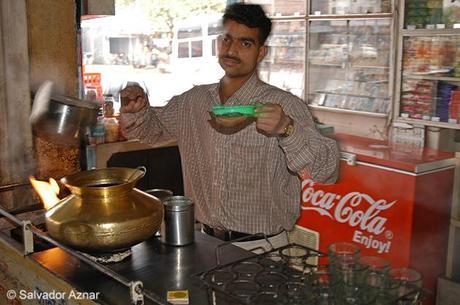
[259,20,305,98]
[208,20,222,35]
[109,37,131,54]
[178,42,189,58]
[178,25,202,39]
[191,40,203,57]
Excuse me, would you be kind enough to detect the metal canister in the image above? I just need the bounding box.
[160,196,195,246]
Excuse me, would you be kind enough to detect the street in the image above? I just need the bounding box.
[84,64,223,107]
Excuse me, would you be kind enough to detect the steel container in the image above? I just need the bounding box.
[30,81,100,146]
[160,196,195,246]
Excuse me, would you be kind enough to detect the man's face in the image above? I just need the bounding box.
[217,20,267,78]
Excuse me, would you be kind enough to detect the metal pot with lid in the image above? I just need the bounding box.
[30,81,100,146]
[45,167,164,253]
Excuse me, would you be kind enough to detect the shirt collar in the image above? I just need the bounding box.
[208,72,261,105]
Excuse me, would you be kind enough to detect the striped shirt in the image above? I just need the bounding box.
[120,73,339,234]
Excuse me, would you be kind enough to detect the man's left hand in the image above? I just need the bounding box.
[254,103,291,136]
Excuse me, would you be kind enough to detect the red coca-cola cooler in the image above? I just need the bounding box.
[297,133,456,299]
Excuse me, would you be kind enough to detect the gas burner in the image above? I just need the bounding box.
[79,249,132,264]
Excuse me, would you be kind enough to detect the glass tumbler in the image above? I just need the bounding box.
[279,281,315,305]
[280,244,310,272]
[328,242,361,273]
[225,279,260,301]
[337,284,376,305]
[360,256,391,274]
[337,262,369,286]
[361,256,391,300]
[203,269,237,287]
[255,271,288,293]
[231,261,264,279]
[252,291,279,305]
[388,268,423,305]
[258,251,283,272]
[308,266,340,305]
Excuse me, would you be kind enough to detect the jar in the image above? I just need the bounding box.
[104,117,119,143]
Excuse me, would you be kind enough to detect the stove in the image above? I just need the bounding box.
[0,206,253,305]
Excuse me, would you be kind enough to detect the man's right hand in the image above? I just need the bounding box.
[120,85,148,113]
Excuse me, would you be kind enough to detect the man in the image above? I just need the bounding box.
[120,4,339,251]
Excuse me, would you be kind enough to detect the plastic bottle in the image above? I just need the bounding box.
[89,117,106,144]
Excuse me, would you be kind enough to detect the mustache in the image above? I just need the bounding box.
[220,55,241,63]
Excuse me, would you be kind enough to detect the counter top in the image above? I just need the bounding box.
[87,134,456,174]
[334,133,457,173]
[31,231,252,305]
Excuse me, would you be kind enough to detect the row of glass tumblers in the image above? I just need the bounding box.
[316,241,423,305]
[203,242,423,305]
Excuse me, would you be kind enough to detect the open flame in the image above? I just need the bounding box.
[29,176,60,210]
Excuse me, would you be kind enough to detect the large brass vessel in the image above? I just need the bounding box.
[45,167,163,253]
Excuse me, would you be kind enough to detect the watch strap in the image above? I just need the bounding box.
[279,117,294,138]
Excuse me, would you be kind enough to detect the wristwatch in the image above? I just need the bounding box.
[279,117,294,138]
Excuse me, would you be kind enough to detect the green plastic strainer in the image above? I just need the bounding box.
[211,104,261,117]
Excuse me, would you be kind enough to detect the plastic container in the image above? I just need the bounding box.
[211,104,261,117]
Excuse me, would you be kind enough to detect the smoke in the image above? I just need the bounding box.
[0,44,37,210]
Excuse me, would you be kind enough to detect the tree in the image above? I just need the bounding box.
[117,0,226,35]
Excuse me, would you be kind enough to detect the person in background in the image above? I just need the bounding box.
[119,3,339,252]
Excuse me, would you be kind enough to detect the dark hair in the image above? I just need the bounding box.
[222,3,272,45]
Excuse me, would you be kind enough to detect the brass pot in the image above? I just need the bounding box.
[45,167,163,253]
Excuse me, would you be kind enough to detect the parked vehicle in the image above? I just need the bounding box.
[170,15,224,84]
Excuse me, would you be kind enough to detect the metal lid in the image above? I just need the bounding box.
[51,94,101,110]
[163,196,194,212]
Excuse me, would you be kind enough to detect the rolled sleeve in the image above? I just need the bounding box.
[279,123,340,184]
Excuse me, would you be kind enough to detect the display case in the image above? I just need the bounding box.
[395,0,460,129]
[308,18,392,114]
[246,0,397,119]
[307,0,395,116]
[259,19,306,98]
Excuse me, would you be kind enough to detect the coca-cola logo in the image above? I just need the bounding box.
[301,179,396,235]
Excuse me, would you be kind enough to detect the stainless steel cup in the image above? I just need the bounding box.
[160,196,195,246]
